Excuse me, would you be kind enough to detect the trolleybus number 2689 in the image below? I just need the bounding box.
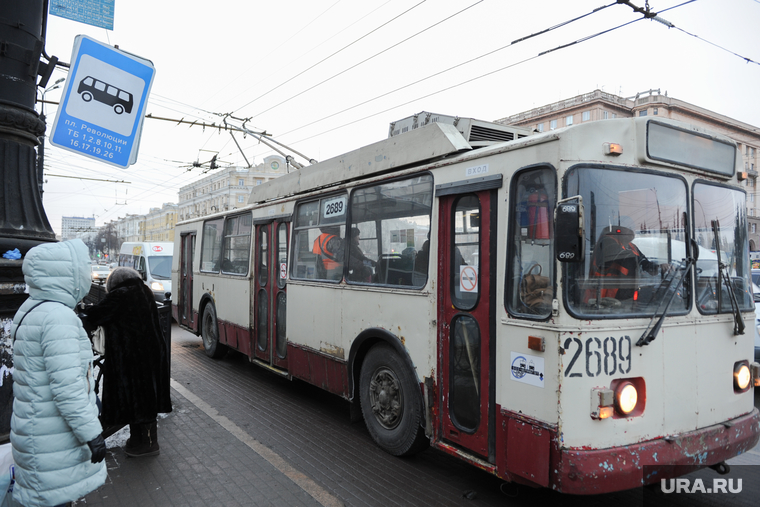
[563,335,633,377]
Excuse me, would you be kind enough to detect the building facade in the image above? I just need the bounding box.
[143,203,178,242]
[61,216,96,241]
[495,89,760,250]
[178,155,288,222]
[115,214,143,244]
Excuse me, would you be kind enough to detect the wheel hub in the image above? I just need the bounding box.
[369,367,402,430]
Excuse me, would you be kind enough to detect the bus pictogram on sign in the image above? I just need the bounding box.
[78,76,134,115]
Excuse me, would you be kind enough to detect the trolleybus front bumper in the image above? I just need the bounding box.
[553,408,760,495]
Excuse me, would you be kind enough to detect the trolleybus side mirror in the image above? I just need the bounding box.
[555,197,584,263]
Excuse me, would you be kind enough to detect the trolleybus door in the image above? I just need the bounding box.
[179,233,195,328]
[253,221,289,370]
[438,191,494,460]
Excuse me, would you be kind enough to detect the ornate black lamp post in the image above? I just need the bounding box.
[0,0,58,440]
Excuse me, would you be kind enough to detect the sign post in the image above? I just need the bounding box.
[49,35,155,168]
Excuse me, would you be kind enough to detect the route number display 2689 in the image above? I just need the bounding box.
[563,335,632,377]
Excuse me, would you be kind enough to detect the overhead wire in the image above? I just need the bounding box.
[203,0,345,107]
[269,0,746,148]
[275,1,620,138]
[250,0,485,118]
[215,0,394,113]
[284,6,656,145]
[236,0,428,112]
[668,24,759,66]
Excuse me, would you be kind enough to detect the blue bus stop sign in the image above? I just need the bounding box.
[49,35,155,169]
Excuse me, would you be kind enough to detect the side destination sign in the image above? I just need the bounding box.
[50,35,155,169]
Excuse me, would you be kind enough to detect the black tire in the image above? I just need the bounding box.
[114,104,124,115]
[201,303,227,359]
[359,343,429,456]
[81,91,92,102]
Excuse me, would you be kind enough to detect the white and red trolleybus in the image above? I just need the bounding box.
[172,115,760,494]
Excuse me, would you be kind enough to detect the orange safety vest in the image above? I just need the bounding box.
[313,233,341,270]
[586,235,641,301]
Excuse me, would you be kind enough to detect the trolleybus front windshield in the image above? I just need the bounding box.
[565,167,690,318]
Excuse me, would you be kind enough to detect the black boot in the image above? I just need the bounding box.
[125,421,159,458]
[124,423,142,454]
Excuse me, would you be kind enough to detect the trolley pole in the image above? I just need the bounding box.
[0,0,57,441]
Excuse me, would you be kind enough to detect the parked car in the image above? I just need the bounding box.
[91,264,111,282]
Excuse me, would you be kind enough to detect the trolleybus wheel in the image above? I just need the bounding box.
[201,303,227,359]
[359,343,429,456]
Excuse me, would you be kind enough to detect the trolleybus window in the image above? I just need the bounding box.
[507,167,556,318]
[564,167,689,318]
[277,223,288,289]
[693,183,752,313]
[258,227,268,286]
[450,315,480,431]
[348,174,433,287]
[221,213,252,275]
[452,195,480,310]
[200,218,224,272]
[292,193,347,281]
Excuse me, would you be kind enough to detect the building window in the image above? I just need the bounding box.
[753,224,757,234]
[536,123,544,132]
[256,180,262,185]
[550,119,557,130]
[238,179,244,186]
[566,115,573,126]
[653,107,658,115]
[582,111,590,122]
[238,195,245,203]
[612,113,617,119]
[603,111,609,119]
[639,110,647,117]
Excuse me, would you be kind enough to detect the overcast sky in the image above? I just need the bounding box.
[38,0,760,235]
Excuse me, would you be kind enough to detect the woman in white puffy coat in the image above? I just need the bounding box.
[10,239,106,507]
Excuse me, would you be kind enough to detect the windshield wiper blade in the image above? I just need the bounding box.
[719,262,745,335]
[711,219,744,336]
[637,253,695,347]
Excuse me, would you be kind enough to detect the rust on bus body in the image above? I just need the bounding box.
[288,344,350,398]
[550,409,760,494]
[490,405,760,494]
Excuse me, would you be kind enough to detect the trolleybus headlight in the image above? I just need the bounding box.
[615,381,638,415]
[734,361,751,392]
[150,281,165,292]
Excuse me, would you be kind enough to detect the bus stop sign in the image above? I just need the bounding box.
[49,35,155,168]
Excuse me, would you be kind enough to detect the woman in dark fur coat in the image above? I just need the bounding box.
[83,267,172,457]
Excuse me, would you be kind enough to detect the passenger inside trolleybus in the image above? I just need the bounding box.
[347,228,375,282]
[312,227,345,280]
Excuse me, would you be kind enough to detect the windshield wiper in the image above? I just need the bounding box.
[637,240,697,347]
[718,262,745,335]
[712,220,744,336]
